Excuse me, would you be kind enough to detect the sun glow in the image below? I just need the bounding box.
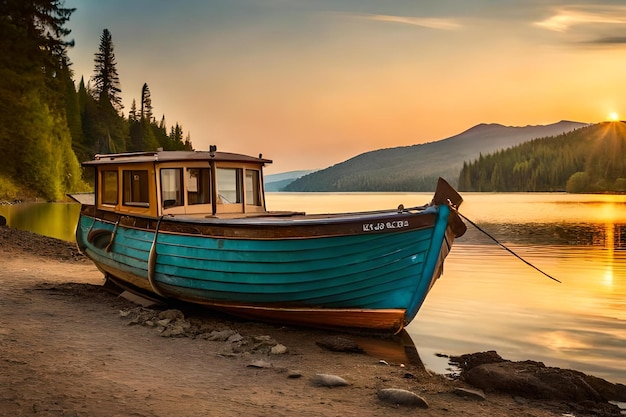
[608,112,620,121]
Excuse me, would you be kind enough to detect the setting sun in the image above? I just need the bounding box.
[608,112,620,121]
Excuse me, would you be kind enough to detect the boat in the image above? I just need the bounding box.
[72,148,466,333]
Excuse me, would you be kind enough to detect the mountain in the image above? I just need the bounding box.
[264,170,317,192]
[284,120,588,192]
[459,121,626,193]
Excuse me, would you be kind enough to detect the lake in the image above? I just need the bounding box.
[2,192,625,384]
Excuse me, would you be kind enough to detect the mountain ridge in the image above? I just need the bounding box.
[283,120,588,192]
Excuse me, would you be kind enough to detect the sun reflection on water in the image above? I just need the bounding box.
[603,223,615,287]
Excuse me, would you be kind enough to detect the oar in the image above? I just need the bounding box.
[455,210,562,284]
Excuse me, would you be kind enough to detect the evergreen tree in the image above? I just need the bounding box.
[129,99,137,121]
[141,83,153,122]
[85,29,127,154]
[159,115,166,131]
[91,28,122,112]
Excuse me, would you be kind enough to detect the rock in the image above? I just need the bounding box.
[156,318,171,327]
[270,344,288,355]
[253,335,273,342]
[206,329,237,341]
[158,309,184,320]
[310,373,350,387]
[160,319,191,337]
[287,370,303,379]
[459,353,626,404]
[453,387,486,401]
[376,388,429,408]
[121,306,155,325]
[315,336,363,353]
[450,350,505,371]
[248,360,272,369]
[226,333,244,343]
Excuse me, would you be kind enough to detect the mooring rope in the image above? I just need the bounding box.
[454,210,562,284]
[147,216,167,296]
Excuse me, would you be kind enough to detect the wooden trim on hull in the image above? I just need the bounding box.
[204,303,407,334]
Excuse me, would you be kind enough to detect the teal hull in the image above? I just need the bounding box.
[76,205,456,332]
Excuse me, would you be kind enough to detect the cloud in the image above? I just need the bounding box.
[585,36,626,45]
[354,13,461,30]
[535,5,626,32]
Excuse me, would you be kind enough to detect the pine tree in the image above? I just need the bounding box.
[129,99,137,121]
[159,115,166,131]
[170,123,183,144]
[141,83,153,122]
[184,133,193,150]
[85,29,128,154]
[91,28,122,112]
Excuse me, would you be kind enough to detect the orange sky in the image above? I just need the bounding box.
[65,1,626,173]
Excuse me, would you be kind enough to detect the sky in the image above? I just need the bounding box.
[64,0,626,174]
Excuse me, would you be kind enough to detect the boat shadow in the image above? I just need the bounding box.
[113,284,430,372]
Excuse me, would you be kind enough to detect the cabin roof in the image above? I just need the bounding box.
[82,150,272,166]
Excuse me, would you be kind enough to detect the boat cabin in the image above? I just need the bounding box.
[81,149,272,218]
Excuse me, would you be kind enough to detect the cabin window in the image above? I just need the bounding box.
[187,168,211,205]
[245,169,261,206]
[122,170,150,207]
[101,170,118,205]
[216,167,242,204]
[161,168,183,208]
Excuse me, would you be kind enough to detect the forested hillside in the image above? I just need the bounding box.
[0,1,192,201]
[458,122,626,193]
[284,121,585,192]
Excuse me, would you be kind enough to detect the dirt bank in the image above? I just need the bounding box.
[0,225,623,416]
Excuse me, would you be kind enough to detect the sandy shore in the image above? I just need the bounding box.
[0,225,623,417]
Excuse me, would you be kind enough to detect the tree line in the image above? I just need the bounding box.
[458,122,626,193]
[0,1,192,201]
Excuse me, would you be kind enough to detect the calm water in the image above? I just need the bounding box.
[2,192,625,383]
[0,202,81,242]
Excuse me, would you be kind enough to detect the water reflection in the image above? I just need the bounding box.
[353,330,426,372]
[462,222,626,248]
[0,203,80,242]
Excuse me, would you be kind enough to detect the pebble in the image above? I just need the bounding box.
[248,360,273,369]
[226,333,244,343]
[158,309,184,320]
[287,370,303,379]
[206,329,237,341]
[377,388,429,408]
[270,344,288,355]
[310,373,350,387]
[453,387,486,401]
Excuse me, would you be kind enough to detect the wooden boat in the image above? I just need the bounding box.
[73,149,466,333]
